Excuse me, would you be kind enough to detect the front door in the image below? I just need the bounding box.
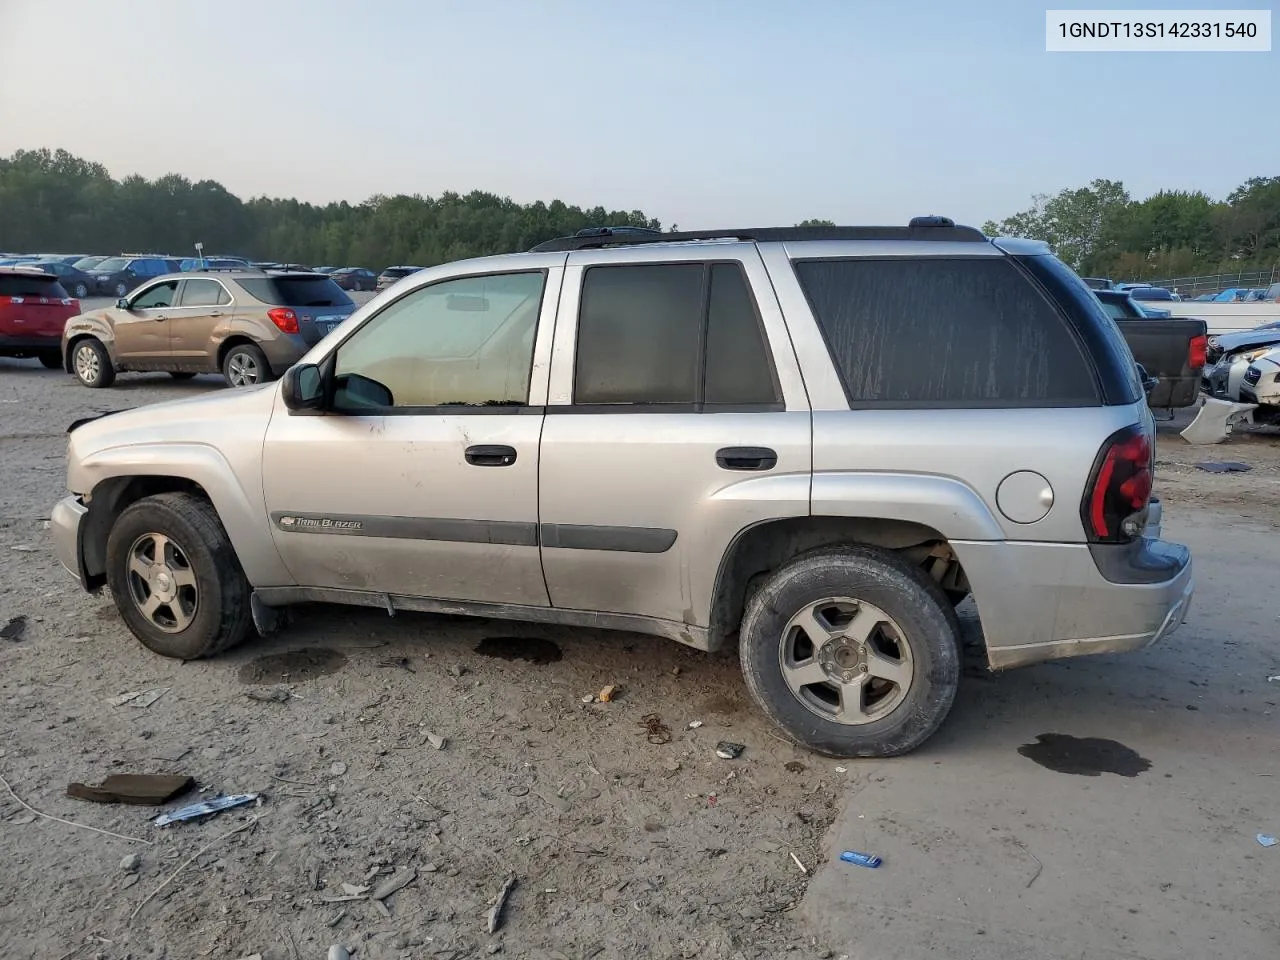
[169,278,232,368]
[261,259,564,607]
[111,279,179,365]
[538,245,812,633]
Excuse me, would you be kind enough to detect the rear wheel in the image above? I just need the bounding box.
[71,338,115,388]
[105,492,253,660]
[38,350,62,370]
[222,343,272,387]
[739,546,961,758]
[114,281,128,297]
[72,282,88,298]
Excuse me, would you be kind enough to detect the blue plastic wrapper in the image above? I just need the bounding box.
[154,793,259,826]
[840,850,882,868]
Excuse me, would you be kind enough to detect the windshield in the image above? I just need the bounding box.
[94,258,128,273]
[73,257,105,270]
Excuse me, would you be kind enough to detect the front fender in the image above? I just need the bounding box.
[811,472,1005,541]
[76,441,292,586]
[62,314,116,367]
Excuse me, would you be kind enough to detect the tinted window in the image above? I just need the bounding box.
[237,277,353,307]
[705,263,780,405]
[575,263,703,404]
[795,257,1097,406]
[0,274,68,297]
[333,271,545,409]
[131,281,179,309]
[181,279,231,307]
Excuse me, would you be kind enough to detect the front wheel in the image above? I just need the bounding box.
[105,492,254,660]
[739,546,961,758]
[222,343,272,387]
[72,282,89,298]
[114,282,128,297]
[71,338,116,388]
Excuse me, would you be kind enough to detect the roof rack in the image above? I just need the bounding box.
[528,217,984,253]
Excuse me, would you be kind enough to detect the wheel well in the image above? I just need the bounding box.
[80,476,212,589]
[63,333,99,374]
[709,516,971,648]
[216,336,260,370]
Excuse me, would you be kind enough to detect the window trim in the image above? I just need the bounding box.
[325,268,551,416]
[176,277,234,308]
[792,254,1103,410]
[568,259,784,413]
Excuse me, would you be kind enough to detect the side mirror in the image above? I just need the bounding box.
[115,298,129,309]
[281,363,325,411]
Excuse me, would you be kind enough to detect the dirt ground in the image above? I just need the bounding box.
[1,363,1278,960]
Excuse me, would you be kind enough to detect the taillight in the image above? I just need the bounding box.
[1082,424,1153,543]
[267,307,299,334]
[1188,334,1207,370]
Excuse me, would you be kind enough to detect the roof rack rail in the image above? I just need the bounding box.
[529,218,984,253]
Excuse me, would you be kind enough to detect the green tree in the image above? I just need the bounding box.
[796,218,836,227]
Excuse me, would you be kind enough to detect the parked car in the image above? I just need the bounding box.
[0,256,41,266]
[331,267,377,291]
[1265,282,1280,303]
[88,256,182,297]
[1081,277,1115,290]
[72,256,109,272]
[62,269,356,389]
[35,254,91,264]
[49,220,1192,759]
[1127,286,1177,302]
[1241,347,1280,421]
[1093,290,1207,408]
[28,259,99,298]
[180,257,251,271]
[376,265,424,290]
[1202,322,1280,400]
[313,266,337,274]
[0,267,81,367]
[251,261,282,270]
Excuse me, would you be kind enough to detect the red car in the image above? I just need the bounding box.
[0,267,81,368]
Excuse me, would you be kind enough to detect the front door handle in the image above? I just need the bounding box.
[465,444,517,467]
[716,446,778,471]
[153,315,168,321]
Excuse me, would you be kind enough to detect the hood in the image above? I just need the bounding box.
[1211,323,1280,356]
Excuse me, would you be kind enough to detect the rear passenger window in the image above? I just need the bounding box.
[794,258,1097,406]
[181,279,231,307]
[574,262,781,407]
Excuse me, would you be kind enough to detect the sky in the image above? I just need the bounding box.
[0,0,1275,228]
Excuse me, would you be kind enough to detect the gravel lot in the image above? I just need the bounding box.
[1,360,1278,960]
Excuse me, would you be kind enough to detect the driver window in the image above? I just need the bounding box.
[131,281,179,310]
[333,271,545,410]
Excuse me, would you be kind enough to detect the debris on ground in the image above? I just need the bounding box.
[448,663,468,678]
[1258,834,1278,848]
[840,851,882,868]
[154,793,259,826]
[640,714,673,744]
[423,731,446,750]
[790,852,809,875]
[1180,398,1257,444]
[687,720,703,729]
[370,866,417,901]
[327,946,351,960]
[716,742,745,760]
[834,766,848,774]
[784,761,805,773]
[1195,461,1253,473]
[598,684,619,703]
[486,873,517,934]
[376,655,414,671]
[67,774,194,806]
[0,615,26,641]
[106,688,169,708]
[330,762,347,777]
[120,853,141,873]
[244,687,291,704]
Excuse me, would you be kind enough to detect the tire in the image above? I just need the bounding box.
[169,371,197,380]
[739,545,961,758]
[72,282,88,298]
[114,282,128,297]
[38,350,62,369]
[105,492,253,660]
[222,342,272,387]
[71,338,116,388]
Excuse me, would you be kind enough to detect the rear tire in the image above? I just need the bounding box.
[114,282,128,297]
[38,350,62,369]
[739,546,961,758]
[71,338,115,388]
[222,343,272,387]
[72,282,89,298]
[105,492,254,660]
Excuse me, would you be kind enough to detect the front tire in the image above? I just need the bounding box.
[739,546,961,758]
[222,343,272,387]
[105,492,253,660]
[71,338,115,388]
[114,282,128,297]
[72,282,89,298]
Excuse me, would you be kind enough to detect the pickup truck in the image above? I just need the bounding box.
[1094,290,1207,409]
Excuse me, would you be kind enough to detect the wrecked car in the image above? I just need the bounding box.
[1202,322,1280,401]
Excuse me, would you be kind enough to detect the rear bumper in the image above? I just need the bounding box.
[50,495,89,589]
[0,333,61,351]
[258,334,311,375]
[955,530,1193,671]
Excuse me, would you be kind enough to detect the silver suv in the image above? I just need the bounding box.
[50,220,1194,757]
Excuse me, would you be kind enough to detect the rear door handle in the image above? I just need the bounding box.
[465,444,517,467]
[716,446,777,471]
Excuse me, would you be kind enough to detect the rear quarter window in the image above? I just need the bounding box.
[793,257,1100,407]
[236,276,354,307]
[0,274,70,298]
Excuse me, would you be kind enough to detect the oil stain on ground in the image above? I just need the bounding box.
[475,636,562,665]
[237,648,348,685]
[1018,733,1151,777]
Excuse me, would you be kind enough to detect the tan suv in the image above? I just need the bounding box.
[62,270,356,388]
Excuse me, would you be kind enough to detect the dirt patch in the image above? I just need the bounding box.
[236,647,349,684]
[475,635,563,665]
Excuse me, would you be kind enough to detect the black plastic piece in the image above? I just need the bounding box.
[1088,538,1189,585]
[539,523,677,554]
[464,444,517,467]
[529,221,985,253]
[715,446,778,471]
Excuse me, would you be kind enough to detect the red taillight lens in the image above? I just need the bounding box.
[1188,334,1207,370]
[1083,426,1153,542]
[267,307,299,334]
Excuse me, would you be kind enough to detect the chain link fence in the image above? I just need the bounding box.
[1145,268,1278,299]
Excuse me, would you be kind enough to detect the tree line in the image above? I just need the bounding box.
[0,148,660,268]
[982,176,1280,281]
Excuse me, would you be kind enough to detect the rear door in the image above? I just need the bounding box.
[169,277,233,367]
[538,244,811,633]
[111,279,179,364]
